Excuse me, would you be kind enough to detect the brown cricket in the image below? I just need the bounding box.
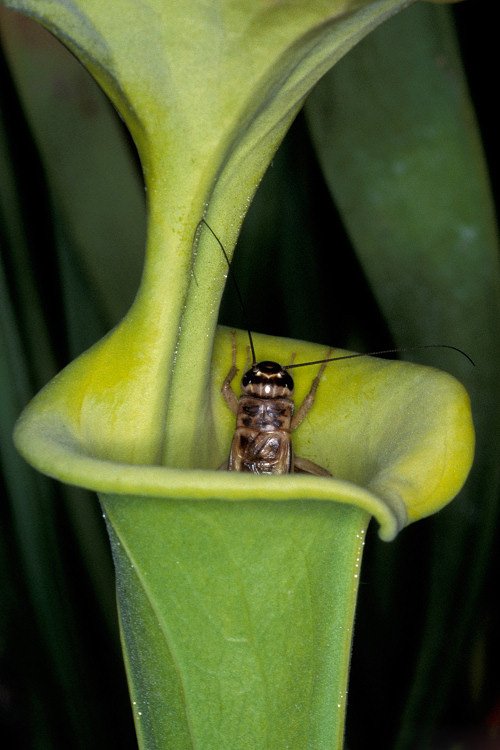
[196,219,474,477]
[218,333,332,475]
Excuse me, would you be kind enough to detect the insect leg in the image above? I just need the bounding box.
[293,455,331,476]
[291,348,333,430]
[221,332,240,416]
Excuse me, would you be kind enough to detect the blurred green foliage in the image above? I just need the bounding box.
[0,1,498,748]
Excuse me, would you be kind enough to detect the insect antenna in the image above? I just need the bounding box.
[284,344,475,370]
[197,220,474,373]
[199,218,257,366]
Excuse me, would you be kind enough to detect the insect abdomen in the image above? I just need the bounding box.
[228,427,292,474]
[228,394,294,474]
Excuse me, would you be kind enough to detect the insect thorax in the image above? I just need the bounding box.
[236,395,294,433]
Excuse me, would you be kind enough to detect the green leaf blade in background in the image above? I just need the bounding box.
[305,2,500,746]
[0,17,136,748]
[0,8,146,335]
[0,220,133,750]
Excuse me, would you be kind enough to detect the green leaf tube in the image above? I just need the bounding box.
[3,0,475,747]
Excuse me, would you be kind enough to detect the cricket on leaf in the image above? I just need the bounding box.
[197,220,474,476]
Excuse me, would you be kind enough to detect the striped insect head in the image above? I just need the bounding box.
[241,361,294,399]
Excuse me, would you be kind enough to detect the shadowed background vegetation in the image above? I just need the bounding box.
[1,1,498,748]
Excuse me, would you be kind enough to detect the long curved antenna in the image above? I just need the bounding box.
[284,344,475,370]
[198,219,257,366]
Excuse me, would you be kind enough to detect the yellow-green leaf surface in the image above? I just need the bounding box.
[3,0,415,474]
[15,326,473,540]
[14,325,473,747]
[2,0,475,747]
